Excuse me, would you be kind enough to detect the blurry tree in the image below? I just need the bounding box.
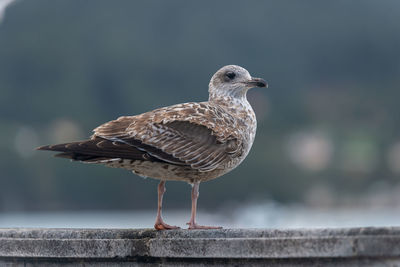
[0,0,399,211]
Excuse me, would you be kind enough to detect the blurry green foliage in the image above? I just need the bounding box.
[0,0,399,211]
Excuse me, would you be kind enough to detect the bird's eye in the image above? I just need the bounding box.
[225,71,236,80]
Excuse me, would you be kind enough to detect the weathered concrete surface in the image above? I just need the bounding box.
[0,227,399,266]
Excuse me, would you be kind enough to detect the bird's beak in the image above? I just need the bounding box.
[245,77,268,88]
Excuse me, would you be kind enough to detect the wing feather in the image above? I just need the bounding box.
[93,103,242,171]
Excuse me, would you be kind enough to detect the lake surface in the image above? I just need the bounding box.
[1,203,399,229]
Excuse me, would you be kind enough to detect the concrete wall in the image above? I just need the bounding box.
[0,227,399,266]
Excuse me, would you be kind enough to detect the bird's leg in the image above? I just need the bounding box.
[187,182,222,230]
[154,180,180,230]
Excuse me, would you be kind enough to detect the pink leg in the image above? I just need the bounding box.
[154,180,180,230]
[187,182,222,230]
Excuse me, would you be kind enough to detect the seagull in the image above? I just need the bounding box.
[37,65,267,230]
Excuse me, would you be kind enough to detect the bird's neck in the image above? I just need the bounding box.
[209,93,254,119]
[208,85,250,106]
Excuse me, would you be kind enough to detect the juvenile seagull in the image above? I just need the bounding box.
[37,65,267,230]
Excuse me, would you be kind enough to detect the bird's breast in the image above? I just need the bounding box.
[218,100,257,170]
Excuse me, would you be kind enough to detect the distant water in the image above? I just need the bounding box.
[1,203,399,229]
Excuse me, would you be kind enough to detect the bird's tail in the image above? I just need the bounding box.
[37,139,109,161]
[36,138,148,162]
[37,137,186,165]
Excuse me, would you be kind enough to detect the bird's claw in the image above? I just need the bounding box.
[154,221,180,230]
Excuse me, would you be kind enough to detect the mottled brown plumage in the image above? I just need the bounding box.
[37,65,267,230]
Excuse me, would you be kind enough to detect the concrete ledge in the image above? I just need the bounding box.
[1,227,399,266]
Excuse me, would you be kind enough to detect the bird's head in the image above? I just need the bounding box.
[208,65,267,101]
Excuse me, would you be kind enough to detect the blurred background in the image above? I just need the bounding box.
[0,0,399,228]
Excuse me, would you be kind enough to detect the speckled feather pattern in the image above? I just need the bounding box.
[38,65,264,184]
[93,98,257,182]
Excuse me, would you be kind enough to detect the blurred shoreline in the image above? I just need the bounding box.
[1,202,399,229]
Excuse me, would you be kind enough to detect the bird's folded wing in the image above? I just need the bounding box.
[93,103,242,171]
